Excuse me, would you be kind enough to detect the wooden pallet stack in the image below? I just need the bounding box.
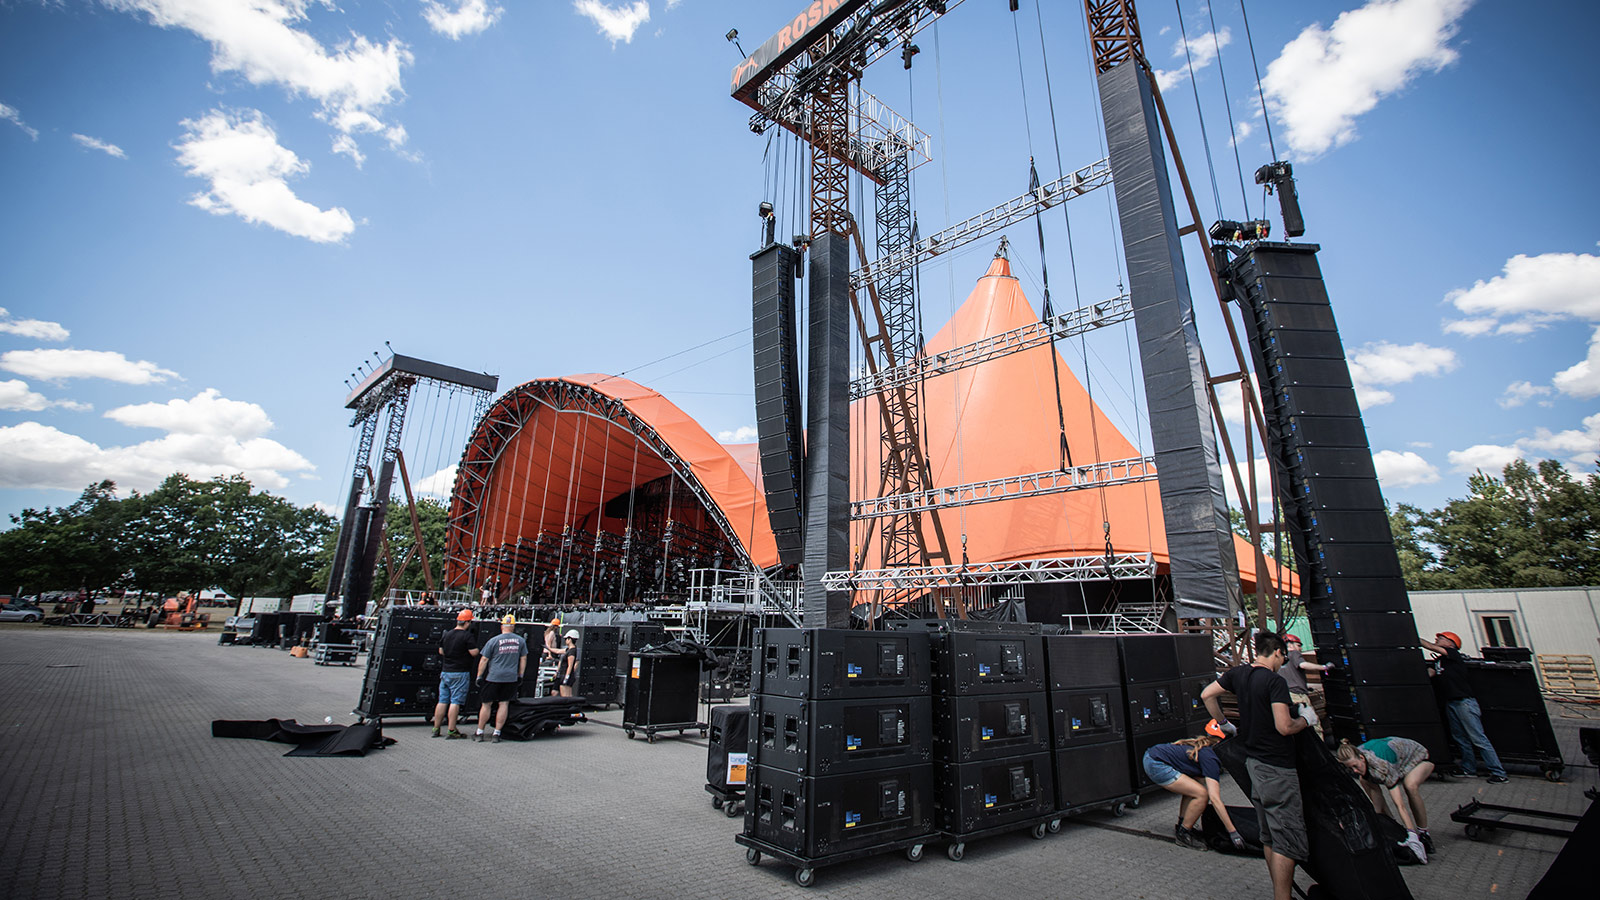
[1536,654,1600,699]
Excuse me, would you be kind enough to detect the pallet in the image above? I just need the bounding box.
[1537,654,1600,698]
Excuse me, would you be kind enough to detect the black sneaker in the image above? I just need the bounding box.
[1487,774,1509,784]
[473,732,485,742]
[1174,825,1207,851]
[430,726,442,738]
[1417,830,1434,854]
[491,732,502,743]
[445,730,467,740]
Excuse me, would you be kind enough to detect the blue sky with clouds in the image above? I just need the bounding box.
[1,0,1596,527]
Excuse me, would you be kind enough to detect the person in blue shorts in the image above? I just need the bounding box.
[1143,719,1246,851]
[431,609,479,739]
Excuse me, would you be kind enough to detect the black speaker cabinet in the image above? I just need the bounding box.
[1465,659,1562,765]
[1176,634,1213,676]
[933,692,1051,763]
[624,652,700,730]
[1308,609,1419,649]
[750,693,932,776]
[1118,634,1180,683]
[375,649,443,682]
[1320,682,1439,732]
[708,705,751,792]
[936,753,1055,835]
[1126,680,1184,735]
[1043,634,1122,690]
[1049,685,1127,748]
[930,632,1045,696]
[381,613,452,649]
[1180,674,1217,725]
[743,763,934,859]
[359,682,440,717]
[1054,741,1134,810]
[751,242,805,565]
[755,628,932,700]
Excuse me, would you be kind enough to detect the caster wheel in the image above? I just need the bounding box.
[700,728,708,736]
[745,848,761,866]
[906,843,924,862]
[725,802,741,818]
[946,842,965,861]
[1130,794,1141,809]
[1111,802,1128,818]
[647,734,656,744]
[1465,824,1483,841]
[712,797,723,810]
[625,731,635,740]
[794,867,815,888]
[1544,768,1562,783]
[1031,823,1048,840]
[1047,819,1062,834]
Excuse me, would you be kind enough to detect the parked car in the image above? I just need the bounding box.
[0,602,44,623]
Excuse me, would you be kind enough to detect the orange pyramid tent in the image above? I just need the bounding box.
[848,251,1290,597]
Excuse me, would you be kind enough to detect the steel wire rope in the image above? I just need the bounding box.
[1174,0,1226,221]
[492,396,526,600]
[590,416,611,603]
[510,394,535,598]
[532,402,560,599]
[1204,0,1251,217]
[931,19,969,572]
[622,429,640,604]
[557,412,587,605]
[1072,3,1126,293]
[1237,0,1278,160]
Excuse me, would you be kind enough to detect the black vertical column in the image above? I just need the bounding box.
[751,242,805,567]
[1098,62,1241,619]
[803,231,851,627]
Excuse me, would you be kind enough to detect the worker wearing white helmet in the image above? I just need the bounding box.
[556,628,581,698]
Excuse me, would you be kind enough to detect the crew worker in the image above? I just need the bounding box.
[543,617,562,660]
[1336,736,1434,862]
[1202,632,1318,900]
[475,615,528,743]
[1142,719,1246,851]
[431,609,479,739]
[556,630,580,698]
[1420,631,1507,783]
[1277,634,1333,739]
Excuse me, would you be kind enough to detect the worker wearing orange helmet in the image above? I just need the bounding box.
[542,616,562,661]
[1420,630,1507,783]
[431,609,480,739]
[1142,718,1247,851]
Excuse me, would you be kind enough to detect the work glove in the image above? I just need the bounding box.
[1219,720,1238,737]
[1229,831,1246,850]
[1300,706,1319,728]
[475,678,486,691]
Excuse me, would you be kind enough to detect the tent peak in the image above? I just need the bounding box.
[984,236,1012,279]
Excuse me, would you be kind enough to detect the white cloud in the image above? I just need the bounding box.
[1372,449,1439,487]
[573,0,650,45]
[105,388,273,438]
[1,101,39,140]
[71,133,126,158]
[1444,250,1600,399]
[330,133,365,167]
[1407,441,1432,448]
[423,0,504,39]
[414,463,458,497]
[1520,412,1600,468]
[1262,0,1473,158]
[717,425,758,443]
[0,421,314,492]
[1447,443,1522,475]
[0,308,70,341]
[0,348,178,385]
[1346,341,1457,408]
[1154,27,1232,93]
[1499,380,1553,409]
[0,379,92,413]
[108,0,412,158]
[176,109,356,244]
[1212,375,1260,426]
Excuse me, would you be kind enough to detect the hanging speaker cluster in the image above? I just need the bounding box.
[751,242,805,566]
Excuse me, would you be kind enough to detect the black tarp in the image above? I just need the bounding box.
[211,718,393,758]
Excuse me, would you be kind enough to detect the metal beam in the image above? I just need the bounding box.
[849,159,1113,291]
[823,553,1156,591]
[850,456,1157,518]
[850,293,1133,399]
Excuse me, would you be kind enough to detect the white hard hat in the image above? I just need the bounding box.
[564,629,580,640]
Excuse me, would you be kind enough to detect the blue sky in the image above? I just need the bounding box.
[1,0,1596,528]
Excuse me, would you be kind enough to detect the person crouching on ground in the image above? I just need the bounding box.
[1336,736,1434,863]
[1202,631,1318,900]
[432,609,479,739]
[1142,719,1247,852]
[556,630,580,698]
[475,615,528,743]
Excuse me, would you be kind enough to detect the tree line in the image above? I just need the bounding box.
[0,473,453,605]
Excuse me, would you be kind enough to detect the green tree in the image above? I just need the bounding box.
[0,481,130,596]
[310,496,450,606]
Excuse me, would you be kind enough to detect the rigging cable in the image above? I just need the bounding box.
[1205,0,1251,216]
[931,18,969,571]
[1238,0,1279,160]
[1174,0,1225,220]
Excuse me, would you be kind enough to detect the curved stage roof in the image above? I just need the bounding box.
[446,254,1291,598]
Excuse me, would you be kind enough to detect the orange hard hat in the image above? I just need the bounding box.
[456,609,474,622]
[1206,719,1227,739]
[550,617,560,627]
[1436,631,1461,649]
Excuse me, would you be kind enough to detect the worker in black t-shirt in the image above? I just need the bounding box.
[431,610,480,739]
[1420,631,1507,782]
[1202,631,1317,900]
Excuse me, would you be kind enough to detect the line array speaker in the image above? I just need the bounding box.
[750,242,804,566]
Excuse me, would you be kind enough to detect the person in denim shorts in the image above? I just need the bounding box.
[1142,719,1246,851]
[432,609,479,739]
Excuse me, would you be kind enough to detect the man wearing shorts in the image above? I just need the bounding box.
[1203,631,1317,900]
[475,614,528,743]
[431,609,479,739]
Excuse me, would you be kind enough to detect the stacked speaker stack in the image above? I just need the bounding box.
[926,622,1056,859]
[357,607,456,718]
[1043,634,1136,815]
[571,624,622,706]
[1225,242,1446,757]
[1120,634,1215,792]
[740,628,937,887]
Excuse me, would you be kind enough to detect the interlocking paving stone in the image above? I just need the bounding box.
[0,626,1591,899]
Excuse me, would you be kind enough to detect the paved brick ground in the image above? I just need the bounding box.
[0,626,1592,898]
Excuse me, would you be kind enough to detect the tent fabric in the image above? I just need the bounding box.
[453,255,1291,596]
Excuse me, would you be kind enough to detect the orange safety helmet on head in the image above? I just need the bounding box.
[456,609,474,622]
[1206,719,1227,739]
[1436,631,1462,649]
